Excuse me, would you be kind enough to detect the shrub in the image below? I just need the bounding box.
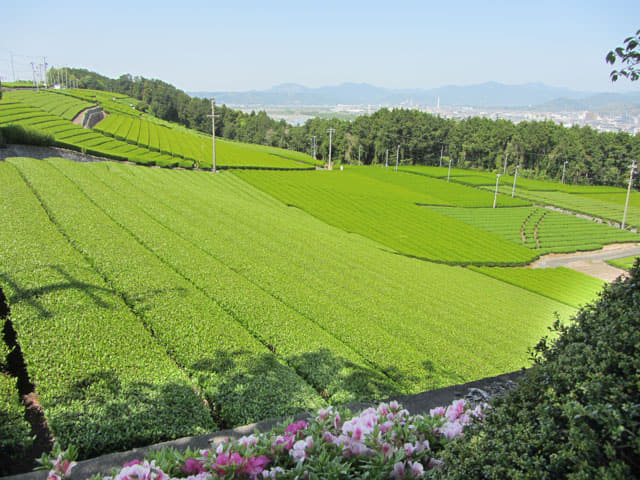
[0,125,54,147]
[0,374,33,475]
[437,260,640,479]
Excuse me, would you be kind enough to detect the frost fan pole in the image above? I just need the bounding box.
[208,98,218,172]
[395,145,400,172]
[621,160,637,230]
[511,165,520,198]
[493,173,502,208]
[562,161,568,184]
[327,129,335,170]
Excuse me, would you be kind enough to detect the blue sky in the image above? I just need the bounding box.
[1,0,638,93]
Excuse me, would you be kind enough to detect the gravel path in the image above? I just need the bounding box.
[531,243,640,281]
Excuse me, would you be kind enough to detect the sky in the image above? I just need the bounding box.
[1,0,639,94]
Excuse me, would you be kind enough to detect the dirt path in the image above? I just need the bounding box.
[530,243,640,281]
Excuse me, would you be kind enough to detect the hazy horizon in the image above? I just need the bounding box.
[2,1,639,95]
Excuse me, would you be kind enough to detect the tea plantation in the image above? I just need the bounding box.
[0,89,638,472]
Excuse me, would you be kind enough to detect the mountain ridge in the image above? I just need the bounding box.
[190,81,639,110]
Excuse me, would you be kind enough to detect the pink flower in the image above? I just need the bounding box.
[244,455,270,476]
[438,421,464,440]
[47,472,61,480]
[123,460,141,468]
[53,454,76,478]
[182,458,204,475]
[381,442,394,457]
[290,436,313,463]
[379,420,393,434]
[238,434,259,448]
[409,461,425,477]
[284,420,309,436]
[275,435,295,450]
[445,400,466,422]
[391,462,406,479]
[229,452,245,468]
[404,443,416,456]
[429,406,445,418]
[323,431,337,444]
[317,408,330,421]
[389,401,400,411]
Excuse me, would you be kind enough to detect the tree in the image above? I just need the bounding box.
[606,28,640,81]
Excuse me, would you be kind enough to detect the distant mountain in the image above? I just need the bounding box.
[536,92,640,112]
[189,81,601,108]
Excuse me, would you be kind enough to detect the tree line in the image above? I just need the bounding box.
[52,67,639,187]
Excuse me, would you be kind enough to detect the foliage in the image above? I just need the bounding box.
[606,28,640,82]
[437,260,640,479]
[0,124,54,146]
[48,400,488,480]
[0,373,33,474]
[44,68,640,187]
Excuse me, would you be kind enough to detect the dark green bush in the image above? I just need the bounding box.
[438,260,640,479]
[0,373,33,475]
[0,125,54,147]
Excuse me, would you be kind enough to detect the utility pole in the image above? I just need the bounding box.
[511,164,520,198]
[311,136,316,160]
[447,155,452,182]
[358,144,361,165]
[395,145,400,172]
[562,160,568,184]
[10,53,15,82]
[503,152,509,175]
[327,128,335,170]
[208,98,218,172]
[385,149,389,168]
[439,144,444,168]
[30,63,38,91]
[493,173,502,208]
[42,57,48,88]
[621,160,637,230]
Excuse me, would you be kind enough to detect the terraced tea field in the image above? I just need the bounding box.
[428,206,638,254]
[0,89,318,170]
[237,168,538,265]
[1,157,581,460]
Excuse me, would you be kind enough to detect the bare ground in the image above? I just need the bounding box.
[530,242,640,281]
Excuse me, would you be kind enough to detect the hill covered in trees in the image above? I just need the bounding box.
[45,67,640,187]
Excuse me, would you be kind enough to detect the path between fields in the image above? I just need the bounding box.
[530,243,640,281]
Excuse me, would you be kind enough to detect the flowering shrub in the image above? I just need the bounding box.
[41,400,487,480]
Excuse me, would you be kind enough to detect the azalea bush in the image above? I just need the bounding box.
[42,399,487,480]
[437,261,640,479]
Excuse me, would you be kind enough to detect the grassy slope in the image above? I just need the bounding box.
[236,169,537,265]
[6,159,575,396]
[468,266,605,309]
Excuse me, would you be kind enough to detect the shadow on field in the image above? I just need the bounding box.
[190,348,417,429]
[0,266,116,319]
[50,370,215,461]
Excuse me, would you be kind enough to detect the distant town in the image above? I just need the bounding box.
[226,103,640,135]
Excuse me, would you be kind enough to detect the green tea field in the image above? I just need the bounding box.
[0,89,319,170]
[1,90,638,469]
[0,156,589,460]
